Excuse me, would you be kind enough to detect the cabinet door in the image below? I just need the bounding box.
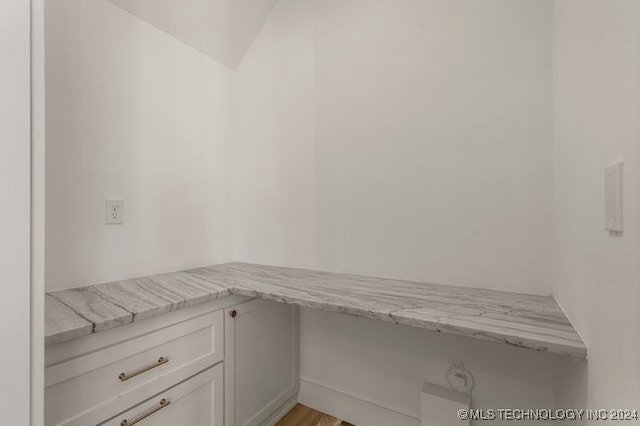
[101,363,223,426]
[225,299,299,426]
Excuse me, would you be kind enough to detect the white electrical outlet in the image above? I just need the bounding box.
[105,199,124,224]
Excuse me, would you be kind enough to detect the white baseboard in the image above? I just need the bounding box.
[261,394,298,426]
[298,379,420,426]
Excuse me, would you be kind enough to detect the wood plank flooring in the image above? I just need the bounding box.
[276,404,344,426]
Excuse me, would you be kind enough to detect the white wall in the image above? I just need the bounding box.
[299,309,555,426]
[552,0,640,412]
[233,0,554,292]
[45,0,234,290]
[32,0,46,423]
[314,0,553,293]
[0,0,31,423]
[231,0,315,268]
[107,0,278,69]
[232,1,557,424]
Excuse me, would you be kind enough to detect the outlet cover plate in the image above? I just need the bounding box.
[105,199,124,225]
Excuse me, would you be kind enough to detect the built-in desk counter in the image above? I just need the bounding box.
[45,262,586,358]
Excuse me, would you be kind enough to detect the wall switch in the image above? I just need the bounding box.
[605,161,623,233]
[105,199,124,224]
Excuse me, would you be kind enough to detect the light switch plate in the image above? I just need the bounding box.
[105,199,124,224]
[605,161,623,233]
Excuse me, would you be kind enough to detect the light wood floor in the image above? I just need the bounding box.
[276,404,343,426]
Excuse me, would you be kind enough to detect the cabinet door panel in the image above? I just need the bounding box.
[102,363,223,426]
[225,299,298,426]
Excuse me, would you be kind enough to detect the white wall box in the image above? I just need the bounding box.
[225,299,299,426]
[420,382,470,426]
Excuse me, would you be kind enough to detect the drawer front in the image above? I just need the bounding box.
[45,310,223,426]
[101,363,223,426]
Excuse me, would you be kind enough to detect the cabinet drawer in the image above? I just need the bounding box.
[101,363,223,426]
[45,310,223,426]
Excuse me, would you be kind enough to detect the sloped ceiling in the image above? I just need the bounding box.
[108,0,278,69]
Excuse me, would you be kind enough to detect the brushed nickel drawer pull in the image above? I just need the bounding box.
[118,357,168,382]
[120,398,170,426]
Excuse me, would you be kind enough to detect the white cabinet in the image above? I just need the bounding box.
[45,295,299,426]
[44,297,239,426]
[45,310,224,426]
[101,363,223,426]
[224,299,299,426]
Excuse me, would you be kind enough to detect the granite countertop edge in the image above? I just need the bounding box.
[44,262,588,359]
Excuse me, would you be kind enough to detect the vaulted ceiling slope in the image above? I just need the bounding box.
[108,0,278,69]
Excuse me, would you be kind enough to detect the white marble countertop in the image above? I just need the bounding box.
[45,262,587,358]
